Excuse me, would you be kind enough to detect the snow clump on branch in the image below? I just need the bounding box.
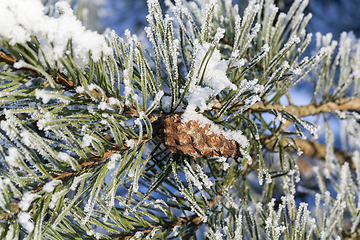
[0,0,112,68]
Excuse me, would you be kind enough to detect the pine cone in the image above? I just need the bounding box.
[159,112,240,159]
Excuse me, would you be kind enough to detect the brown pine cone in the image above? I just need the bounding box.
[159,112,240,159]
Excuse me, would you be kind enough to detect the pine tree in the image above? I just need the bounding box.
[1,0,360,239]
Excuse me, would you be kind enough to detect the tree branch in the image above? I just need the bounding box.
[250,98,360,117]
[261,135,354,169]
[110,214,202,240]
[0,51,142,117]
[0,143,138,221]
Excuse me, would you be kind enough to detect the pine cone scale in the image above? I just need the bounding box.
[159,112,240,159]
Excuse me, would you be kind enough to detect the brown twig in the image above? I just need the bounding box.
[212,96,360,118]
[343,229,360,240]
[261,135,354,169]
[250,98,360,117]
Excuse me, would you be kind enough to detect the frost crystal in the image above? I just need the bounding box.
[214,27,225,42]
[81,134,94,147]
[0,0,112,68]
[58,152,78,171]
[19,192,40,211]
[108,97,121,107]
[18,212,34,233]
[49,189,68,209]
[35,89,52,104]
[126,139,137,149]
[108,153,121,170]
[5,148,22,168]
[75,86,85,94]
[43,180,61,193]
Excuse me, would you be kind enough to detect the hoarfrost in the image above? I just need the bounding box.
[81,134,94,147]
[0,0,112,68]
[18,212,34,233]
[19,192,40,211]
[43,180,62,193]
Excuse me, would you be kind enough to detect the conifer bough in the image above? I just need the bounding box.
[2,0,360,239]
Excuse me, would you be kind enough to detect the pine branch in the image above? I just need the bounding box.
[0,51,145,117]
[0,51,73,88]
[110,214,202,240]
[0,144,135,222]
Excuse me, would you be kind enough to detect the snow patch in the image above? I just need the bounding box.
[0,0,112,68]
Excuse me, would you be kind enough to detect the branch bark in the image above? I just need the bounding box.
[261,136,354,169]
[250,98,360,117]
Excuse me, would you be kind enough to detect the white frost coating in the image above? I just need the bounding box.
[5,224,15,240]
[108,97,121,107]
[43,180,62,193]
[75,86,85,94]
[196,164,213,189]
[0,0,112,68]
[123,69,132,105]
[35,89,70,104]
[161,96,172,113]
[182,110,249,149]
[35,89,52,104]
[214,27,225,42]
[19,192,40,211]
[261,43,270,53]
[37,112,52,131]
[214,230,223,240]
[184,42,237,121]
[232,58,247,68]
[5,148,22,168]
[49,189,68,209]
[13,60,27,69]
[81,134,94,147]
[18,212,34,233]
[188,42,237,111]
[58,152,77,170]
[20,131,30,147]
[98,102,111,110]
[154,90,164,102]
[108,153,121,170]
[215,156,230,171]
[126,139,136,149]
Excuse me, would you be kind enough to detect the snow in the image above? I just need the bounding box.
[107,153,121,170]
[5,148,22,169]
[161,96,172,112]
[13,60,27,69]
[43,180,62,193]
[98,101,111,110]
[81,134,94,147]
[76,86,85,94]
[184,42,236,114]
[18,212,34,233]
[58,152,78,171]
[214,27,225,42]
[49,189,68,209]
[35,89,52,104]
[126,139,136,149]
[19,192,40,211]
[0,0,112,69]
[108,97,121,107]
